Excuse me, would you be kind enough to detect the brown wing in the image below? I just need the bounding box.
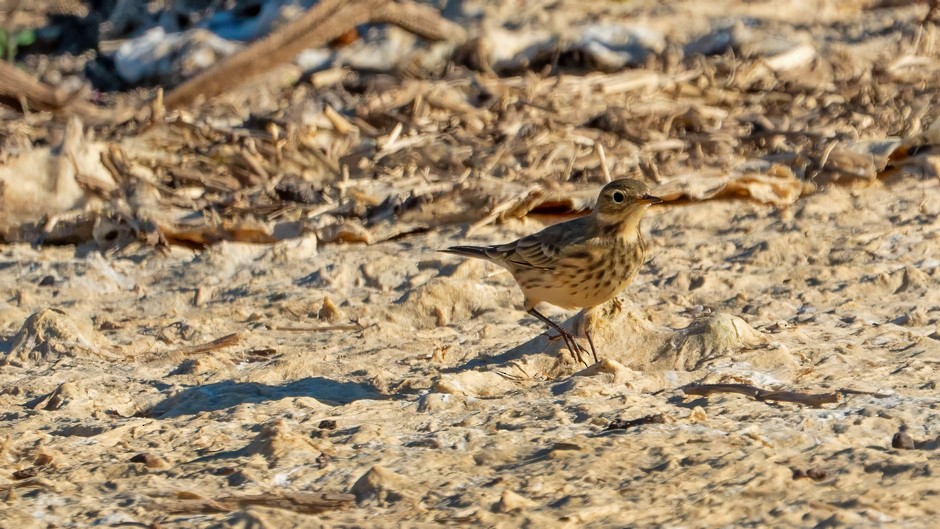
[489,216,596,271]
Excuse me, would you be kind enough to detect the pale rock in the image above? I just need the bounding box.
[433,371,518,397]
[350,466,414,505]
[495,489,537,513]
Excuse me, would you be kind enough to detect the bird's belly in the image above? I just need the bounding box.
[529,287,614,309]
[511,236,646,310]
[516,270,636,310]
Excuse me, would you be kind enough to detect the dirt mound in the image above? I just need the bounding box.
[238,419,331,468]
[1,308,110,367]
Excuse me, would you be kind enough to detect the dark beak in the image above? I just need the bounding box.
[638,194,662,205]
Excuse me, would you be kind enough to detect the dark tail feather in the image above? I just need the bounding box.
[440,245,492,261]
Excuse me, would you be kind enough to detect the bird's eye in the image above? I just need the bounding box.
[612,191,625,203]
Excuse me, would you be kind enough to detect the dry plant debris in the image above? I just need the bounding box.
[0,1,938,527]
[0,0,936,248]
[161,491,356,515]
[681,383,891,408]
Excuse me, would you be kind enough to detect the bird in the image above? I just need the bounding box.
[442,179,661,364]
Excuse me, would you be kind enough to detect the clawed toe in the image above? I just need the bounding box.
[562,331,591,366]
[575,343,592,366]
[543,331,587,365]
[528,308,596,366]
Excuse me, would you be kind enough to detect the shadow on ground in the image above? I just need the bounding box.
[440,331,563,374]
[146,377,384,418]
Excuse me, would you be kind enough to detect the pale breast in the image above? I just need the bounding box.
[513,232,647,310]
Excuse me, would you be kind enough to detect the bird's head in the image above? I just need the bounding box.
[594,179,661,223]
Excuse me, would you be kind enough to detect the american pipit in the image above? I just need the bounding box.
[443,179,661,364]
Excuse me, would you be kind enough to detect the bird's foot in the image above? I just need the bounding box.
[528,308,594,366]
[546,330,591,366]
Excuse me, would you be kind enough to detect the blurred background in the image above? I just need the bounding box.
[0,0,936,247]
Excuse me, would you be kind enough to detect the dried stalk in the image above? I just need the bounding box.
[165,0,466,110]
[682,383,889,408]
[164,492,355,514]
[170,333,243,356]
[0,62,132,123]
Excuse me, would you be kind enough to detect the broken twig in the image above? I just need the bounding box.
[682,383,890,408]
[163,491,355,514]
[171,333,243,356]
[164,0,466,110]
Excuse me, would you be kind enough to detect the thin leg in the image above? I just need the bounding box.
[584,327,599,364]
[527,308,590,365]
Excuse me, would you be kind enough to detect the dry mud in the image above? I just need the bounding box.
[1,0,939,527]
[0,177,938,528]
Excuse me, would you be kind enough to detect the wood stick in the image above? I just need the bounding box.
[0,62,132,123]
[165,0,378,109]
[269,324,360,332]
[0,1,465,120]
[681,383,890,408]
[164,492,355,515]
[372,1,467,42]
[171,333,242,356]
[165,0,466,110]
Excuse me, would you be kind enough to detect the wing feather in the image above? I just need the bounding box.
[488,217,595,272]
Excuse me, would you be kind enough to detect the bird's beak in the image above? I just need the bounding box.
[638,194,662,205]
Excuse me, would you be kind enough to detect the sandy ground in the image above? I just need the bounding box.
[0,0,939,527]
[0,175,938,527]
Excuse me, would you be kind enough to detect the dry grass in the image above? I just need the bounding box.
[0,0,937,249]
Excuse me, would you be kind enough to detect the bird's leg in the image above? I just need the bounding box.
[527,308,590,365]
[578,309,601,364]
[584,327,599,364]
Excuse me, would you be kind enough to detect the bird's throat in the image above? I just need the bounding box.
[597,206,648,238]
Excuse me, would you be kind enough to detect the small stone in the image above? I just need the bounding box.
[495,490,537,512]
[350,466,413,505]
[33,453,54,466]
[806,468,828,480]
[193,286,214,307]
[12,467,38,480]
[792,467,827,481]
[227,469,255,487]
[417,392,457,413]
[892,431,915,450]
[606,414,666,431]
[129,453,169,469]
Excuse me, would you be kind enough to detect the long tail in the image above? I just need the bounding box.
[440,245,494,262]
